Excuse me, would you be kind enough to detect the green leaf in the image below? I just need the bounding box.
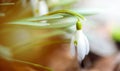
[57,9,100,16]
[0,3,15,5]
[12,59,53,71]
[71,9,101,16]
[12,30,66,53]
[8,21,49,26]
[7,21,74,29]
[112,27,120,42]
[18,14,63,21]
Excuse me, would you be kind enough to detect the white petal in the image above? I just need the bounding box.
[70,36,75,57]
[83,34,89,55]
[38,0,48,15]
[76,30,89,60]
[78,30,89,55]
[30,0,38,16]
[70,30,89,61]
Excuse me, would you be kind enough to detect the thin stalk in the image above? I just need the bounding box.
[13,59,53,71]
[0,3,15,5]
[45,10,85,30]
[45,10,85,20]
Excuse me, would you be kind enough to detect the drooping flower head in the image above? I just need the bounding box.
[45,9,90,61]
[70,19,89,61]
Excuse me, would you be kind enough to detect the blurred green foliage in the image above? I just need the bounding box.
[112,26,120,42]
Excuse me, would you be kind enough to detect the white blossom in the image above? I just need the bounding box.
[30,0,48,16]
[70,30,89,61]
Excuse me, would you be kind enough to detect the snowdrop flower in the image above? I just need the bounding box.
[70,20,89,61]
[44,9,89,60]
[30,0,48,16]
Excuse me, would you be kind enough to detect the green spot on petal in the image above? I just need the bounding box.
[74,40,77,46]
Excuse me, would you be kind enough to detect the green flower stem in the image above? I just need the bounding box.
[13,59,53,71]
[76,19,82,30]
[45,10,85,30]
[45,10,85,20]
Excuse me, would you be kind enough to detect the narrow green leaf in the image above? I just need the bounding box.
[7,21,74,29]
[112,26,120,42]
[0,3,15,5]
[8,21,49,26]
[13,59,53,71]
[71,9,101,16]
[14,39,69,54]
[18,14,63,21]
[12,30,65,53]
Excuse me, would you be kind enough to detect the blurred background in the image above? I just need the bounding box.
[0,0,120,71]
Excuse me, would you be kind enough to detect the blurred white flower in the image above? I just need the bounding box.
[30,0,48,16]
[70,30,89,61]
